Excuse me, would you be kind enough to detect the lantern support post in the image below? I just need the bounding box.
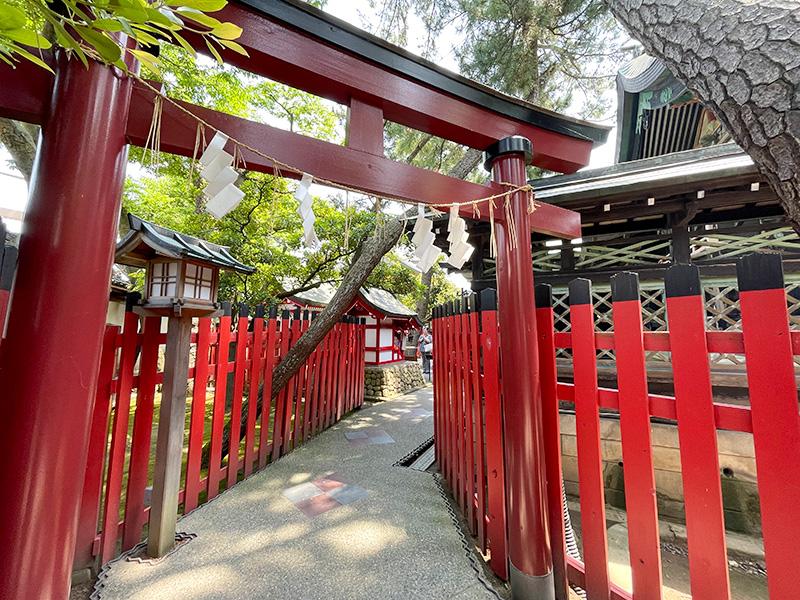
[146,312,194,558]
[484,136,554,600]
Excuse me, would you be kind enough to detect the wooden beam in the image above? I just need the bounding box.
[181,1,597,173]
[0,61,50,124]
[346,96,384,156]
[127,82,581,238]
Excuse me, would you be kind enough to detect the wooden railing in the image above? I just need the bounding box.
[432,252,800,600]
[74,300,365,570]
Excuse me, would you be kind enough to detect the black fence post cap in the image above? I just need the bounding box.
[535,284,552,308]
[483,136,533,171]
[568,279,592,306]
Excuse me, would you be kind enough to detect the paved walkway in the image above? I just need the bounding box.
[94,387,497,600]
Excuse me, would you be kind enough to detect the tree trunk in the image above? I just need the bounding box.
[0,119,37,184]
[416,267,433,323]
[605,0,800,233]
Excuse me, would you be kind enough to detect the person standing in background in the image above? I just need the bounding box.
[418,327,433,379]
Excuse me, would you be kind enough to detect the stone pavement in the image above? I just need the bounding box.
[93,387,498,600]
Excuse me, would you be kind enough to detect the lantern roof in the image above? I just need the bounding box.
[115,214,256,274]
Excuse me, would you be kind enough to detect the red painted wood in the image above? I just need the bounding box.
[432,314,442,468]
[612,297,663,599]
[227,315,249,489]
[348,96,384,156]
[244,314,264,478]
[0,60,50,123]
[666,292,731,600]
[568,300,611,600]
[259,313,278,469]
[566,557,634,600]
[460,309,476,534]
[0,47,134,598]
[469,309,488,552]
[185,318,212,513]
[288,314,303,450]
[0,290,9,348]
[122,316,161,551]
[452,306,465,512]
[299,316,313,443]
[448,310,458,496]
[74,326,119,570]
[321,326,334,430]
[304,322,320,441]
[536,301,570,600]
[490,150,551,579]
[128,84,580,240]
[357,322,366,408]
[208,314,232,500]
[739,287,800,600]
[273,315,291,457]
[481,307,508,580]
[100,310,139,564]
[187,3,594,172]
[443,311,454,488]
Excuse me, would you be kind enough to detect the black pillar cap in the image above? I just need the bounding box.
[665,264,701,298]
[482,135,533,171]
[281,309,291,319]
[221,301,232,317]
[238,302,249,317]
[293,308,301,319]
[737,252,784,292]
[255,305,266,318]
[470,294,480,313]
[480,288,497,311]
[268,306,278,319]
[610,272,640,303]
[568,279,592,306]
[535,284,552,308]
[361,318,366,325]
[125,291,142,312]
[303,310,310,320]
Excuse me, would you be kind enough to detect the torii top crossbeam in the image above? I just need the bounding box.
[0,0,608,238]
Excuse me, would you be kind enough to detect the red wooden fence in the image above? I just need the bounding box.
[433,252,800,600]
[73,299,365,570]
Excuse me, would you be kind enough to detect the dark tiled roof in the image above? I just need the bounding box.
[115,214,255,274]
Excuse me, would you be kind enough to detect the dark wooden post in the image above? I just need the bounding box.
[147,314,194,558]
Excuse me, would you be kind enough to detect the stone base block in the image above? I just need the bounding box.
[363,361,426,401]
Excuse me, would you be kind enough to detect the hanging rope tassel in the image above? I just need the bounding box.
[143,94,163,170]
[488,198,498,259]
[504,192,518,251]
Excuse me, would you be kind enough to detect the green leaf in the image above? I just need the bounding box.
[74,26,122,63]
[166,0,227,13]
[171,31,196,58]
[106,4,148,23]
[92,19,125,32]
[218,38,248,56]
[0,3,26,31]
[210,22,241,40]
[3,29,52,49]
[175,9,221,29]
[14,46,54,73]
[129,47,162,75]
[144,8,176,28]
[205,37,222,65]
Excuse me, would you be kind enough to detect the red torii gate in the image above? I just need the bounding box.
[0,1,608,598]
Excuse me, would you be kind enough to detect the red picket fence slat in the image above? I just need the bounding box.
[433,253,800,600]
[76,304,365,569]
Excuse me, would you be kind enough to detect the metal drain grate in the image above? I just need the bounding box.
[393,436,435,470]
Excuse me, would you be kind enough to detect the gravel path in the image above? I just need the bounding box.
[94,387,495,600]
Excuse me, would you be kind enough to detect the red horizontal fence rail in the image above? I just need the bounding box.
[433,252,800,600]
[74,300,366,569]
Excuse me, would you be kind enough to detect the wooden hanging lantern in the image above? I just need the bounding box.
[115,214,255,317]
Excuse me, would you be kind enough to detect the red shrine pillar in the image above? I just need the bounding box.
[0,46,135,598]
[484,136,554,599]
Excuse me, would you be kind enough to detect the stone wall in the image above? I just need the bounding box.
[364,361,426,401]
[560,415,761,534]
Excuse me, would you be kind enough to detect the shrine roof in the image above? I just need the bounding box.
[115,214,256,274]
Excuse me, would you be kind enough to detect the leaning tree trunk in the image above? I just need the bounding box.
[605,0,800,233]
[0,118,37,184]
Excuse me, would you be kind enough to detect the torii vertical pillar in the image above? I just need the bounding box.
[0,47,134,598]
[484,136,554,600]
